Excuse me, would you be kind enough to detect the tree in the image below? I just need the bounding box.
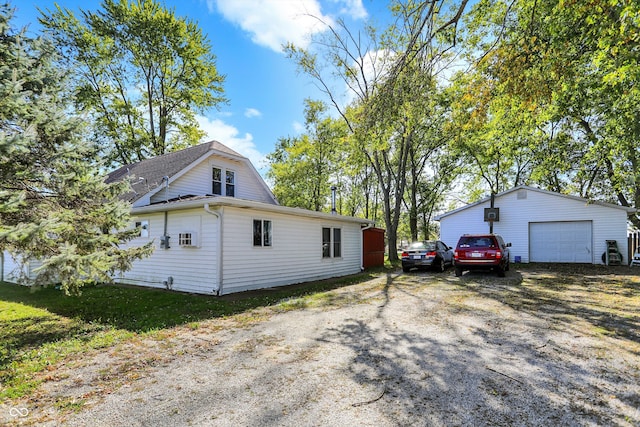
[267,99,343,212]
[0,5,152,295]
[286,0,469,260]
[41,0,227,166]
[455,0,640,226]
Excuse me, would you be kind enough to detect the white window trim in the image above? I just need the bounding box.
[322,226,342,259]
[212,165,237,197]
[135,220,150,238]
[253,219,272,248]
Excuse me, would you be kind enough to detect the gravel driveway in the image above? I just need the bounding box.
[16,266,640,426]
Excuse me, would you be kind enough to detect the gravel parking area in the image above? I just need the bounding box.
[9,265,640,426]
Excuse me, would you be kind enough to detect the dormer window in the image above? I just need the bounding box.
[212,167,235,197]
[212,167,222,195]
[226,170,235,197]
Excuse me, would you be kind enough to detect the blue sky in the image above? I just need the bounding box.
[12,0,390,171]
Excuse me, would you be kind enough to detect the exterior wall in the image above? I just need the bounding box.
[2,251,31,282]
[115,208,219,294]
[439,188,629,264]
[116,204,365,295]
[219,207,363,295]
[149,156,274,205]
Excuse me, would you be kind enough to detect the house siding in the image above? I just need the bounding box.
[149,156,274,205]
[439,188,629,265]
[219,207,363,295]
[2,252,29,282]
[115,208,219,294]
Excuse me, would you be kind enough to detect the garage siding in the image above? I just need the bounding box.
[438,187,631,265]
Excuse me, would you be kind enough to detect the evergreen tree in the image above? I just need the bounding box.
[0,5,152,295]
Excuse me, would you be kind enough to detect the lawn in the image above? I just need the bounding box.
[0,273,377,401]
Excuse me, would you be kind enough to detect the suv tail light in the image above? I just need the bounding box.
[496,250,502,259]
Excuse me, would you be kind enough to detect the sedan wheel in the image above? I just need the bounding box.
[434,258,445,273]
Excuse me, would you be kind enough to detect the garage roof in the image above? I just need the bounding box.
[435,185,637,221]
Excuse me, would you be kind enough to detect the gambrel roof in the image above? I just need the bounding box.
[106,141,276,205]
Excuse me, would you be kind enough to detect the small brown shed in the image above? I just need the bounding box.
[362,227,386,269]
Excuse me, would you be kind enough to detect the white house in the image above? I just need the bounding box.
[3,141,376,295]
[436,186,636,265]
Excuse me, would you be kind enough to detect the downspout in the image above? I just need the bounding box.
[204,203,224,295]
[1,250,4,282]
[361,223,374,271]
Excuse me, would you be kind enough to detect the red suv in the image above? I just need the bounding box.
[454,234,511,277]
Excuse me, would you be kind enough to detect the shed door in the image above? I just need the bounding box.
[529,221,593,263]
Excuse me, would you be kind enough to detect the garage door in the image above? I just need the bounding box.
[529,221,593,263]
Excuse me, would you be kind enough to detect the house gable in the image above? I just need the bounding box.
[106,141,277,207]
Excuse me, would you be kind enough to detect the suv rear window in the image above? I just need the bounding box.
[457,236,497,248]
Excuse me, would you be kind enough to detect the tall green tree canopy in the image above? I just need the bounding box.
[0,5,152,294]
[454,0,640,227]
[285,0,469,257]
[267,99,344,212]
[41,0,227,166]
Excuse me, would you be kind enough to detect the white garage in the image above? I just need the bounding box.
[436,186,636,265]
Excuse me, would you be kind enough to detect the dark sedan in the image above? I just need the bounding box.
[401,240,454,273]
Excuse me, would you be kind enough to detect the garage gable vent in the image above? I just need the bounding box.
[517,189,527,200]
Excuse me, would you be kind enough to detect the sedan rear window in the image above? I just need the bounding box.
[408,241,436,251]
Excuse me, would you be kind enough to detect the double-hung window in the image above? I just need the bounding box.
[322,227,342,258]
[226,170,235,196]
[212,167,222,195]
[212,167,236,197]
[253,219,272,247]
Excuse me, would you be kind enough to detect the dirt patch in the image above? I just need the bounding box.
[3,264,640,426]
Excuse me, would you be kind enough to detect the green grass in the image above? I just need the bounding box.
[0,272,383,401]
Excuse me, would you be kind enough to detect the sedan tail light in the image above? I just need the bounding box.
[401,251,409,258]
[426,251,436,256]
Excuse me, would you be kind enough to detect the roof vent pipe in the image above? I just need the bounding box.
[331,186,337,215]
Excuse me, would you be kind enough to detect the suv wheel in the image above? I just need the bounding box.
[497,266,506,277]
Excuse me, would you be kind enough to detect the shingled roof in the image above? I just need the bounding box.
[106,141,244,203]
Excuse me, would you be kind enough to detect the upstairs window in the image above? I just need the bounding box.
[212,167,236,197]
[226,170,235,197]
[212,167,222,195]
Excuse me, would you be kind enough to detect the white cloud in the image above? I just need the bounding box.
[342,48,395,106]
[211,0,334,52]
[332,0,367,20]
[196,115,268,170]
[292,121,305,134]
[244,107,262,118]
